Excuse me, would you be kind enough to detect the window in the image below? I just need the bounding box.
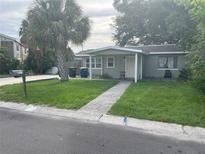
[96,57,102,68]
[85,57,102,68]
[158,56,177,69]
[92,57,95,68]
[107,56,115,68]
[86,58,90,68]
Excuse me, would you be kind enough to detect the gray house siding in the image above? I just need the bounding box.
[103,55,125,79]
[143,54,185,78]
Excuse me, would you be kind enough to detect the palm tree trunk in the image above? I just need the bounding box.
[57,34,68,81]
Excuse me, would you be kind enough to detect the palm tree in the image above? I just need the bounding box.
[20,0,90,81]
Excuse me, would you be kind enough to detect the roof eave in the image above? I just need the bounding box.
[86,46,143,54]
[149,52,188,55]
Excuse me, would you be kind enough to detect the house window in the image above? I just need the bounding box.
[86,58,90,68]
[96,57,102,68]
[158,56,177,69]
[92,57,95,68]
[107,56,115,68]
[85,57,101,68]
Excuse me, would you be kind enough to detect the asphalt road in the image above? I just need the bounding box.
[0,108,204,154]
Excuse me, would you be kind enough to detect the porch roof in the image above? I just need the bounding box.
[75,46,143,57]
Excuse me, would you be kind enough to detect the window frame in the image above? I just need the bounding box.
[85,56,102,69]
[107,56,115,68]
[96,57,102,68]
[158,56,178,70]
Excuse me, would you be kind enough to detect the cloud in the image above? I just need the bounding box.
[0,0,117,52]
[0,0,32,37]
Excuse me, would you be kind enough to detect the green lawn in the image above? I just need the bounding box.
[0,79,118,109]
[110,80,205,127]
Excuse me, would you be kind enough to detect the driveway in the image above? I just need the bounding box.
[0,108,204,154]
[0,75,59,86]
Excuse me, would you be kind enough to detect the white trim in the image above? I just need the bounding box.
[87,46,143,54]
[86,56,102,69]
[134,54,138,83]
[149,52,187,55]
[157,68,179,71]
[107,56,115,68]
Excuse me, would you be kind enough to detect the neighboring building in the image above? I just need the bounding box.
[0,33,27,62]
[76,44,187,82]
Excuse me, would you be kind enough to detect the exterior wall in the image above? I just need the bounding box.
[103,55,125,79]
[81,53,185,79]
[143,54,185,78]
[82,55,126,79]
[1,41,14,58]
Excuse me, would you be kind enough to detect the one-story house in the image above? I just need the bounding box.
[76,44,187,82]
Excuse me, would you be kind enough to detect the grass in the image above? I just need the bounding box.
[110,80,205,128]
[0,79,118,109]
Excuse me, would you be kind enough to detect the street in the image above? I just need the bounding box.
[0,108,204,154]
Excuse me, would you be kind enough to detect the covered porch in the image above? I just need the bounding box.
[86,48,143,83]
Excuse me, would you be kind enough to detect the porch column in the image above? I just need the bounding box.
[134,53,138,83]
[140,55,143,80]
[89,55,92,80]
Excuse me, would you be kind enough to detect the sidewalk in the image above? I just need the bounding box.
[0,101,205,144]
[78,81,131,116]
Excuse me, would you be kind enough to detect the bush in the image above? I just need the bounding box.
[191,77,205,94]
[187,49,205,94]
[24,48,56,74]
[179,68,191,80]
[0,48,20,74]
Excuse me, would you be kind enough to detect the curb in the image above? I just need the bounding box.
[0,101,205,144]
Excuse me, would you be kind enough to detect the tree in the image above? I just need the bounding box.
[24,48,56,74]
[0,48,20,74]
[176,0,205,93]
[113,0,197,49]
[20,0,90,81]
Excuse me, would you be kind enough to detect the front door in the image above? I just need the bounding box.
[125,56,135,78]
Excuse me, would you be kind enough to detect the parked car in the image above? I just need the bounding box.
[9,70,23,78]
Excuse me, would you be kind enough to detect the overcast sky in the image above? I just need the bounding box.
[0,0,116,52]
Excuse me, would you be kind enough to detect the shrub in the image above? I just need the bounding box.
[179,68,191,80]
[0,48,20,74]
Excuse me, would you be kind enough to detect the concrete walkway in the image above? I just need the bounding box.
[78,81,131,116]
[0,75,59,87]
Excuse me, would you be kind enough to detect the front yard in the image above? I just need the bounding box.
[110,80,205,128]
[0,79,117,109]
